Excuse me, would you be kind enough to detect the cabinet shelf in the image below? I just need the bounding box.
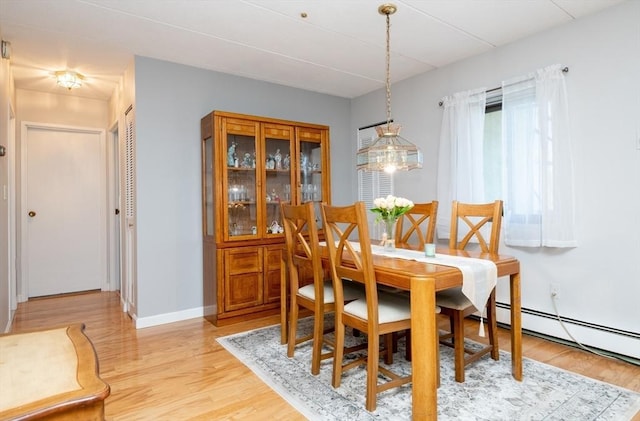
[266,201,291,205]
[228,201,255,207]
[228,166,255,171]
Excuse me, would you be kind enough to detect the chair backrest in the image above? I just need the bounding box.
[395,201,439,249]
[321,202,378,321]
[449,200,503,254]
[281,202,325,302]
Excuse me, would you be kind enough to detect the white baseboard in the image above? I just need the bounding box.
[496,306,640,360]
[134,306,204,329]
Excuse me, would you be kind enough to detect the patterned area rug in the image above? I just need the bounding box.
[217,317,640,420]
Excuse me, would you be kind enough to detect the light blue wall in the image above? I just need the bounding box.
[352,0,640,357]
[133,57,351,319]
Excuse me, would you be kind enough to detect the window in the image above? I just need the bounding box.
[483,99,502,202]
[438,64,576,247]
[501,68,576,247]
[358,124,392,239]
[484,96,546,225]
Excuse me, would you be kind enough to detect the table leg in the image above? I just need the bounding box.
[510,272,522,380]
[410,276,437,421]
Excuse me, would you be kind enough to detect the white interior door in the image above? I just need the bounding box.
[22,123,107,298]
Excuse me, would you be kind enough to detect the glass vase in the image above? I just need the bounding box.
[383,218,397,251]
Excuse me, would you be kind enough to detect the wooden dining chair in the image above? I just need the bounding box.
[395,201,439,250]
[436,200,503,383]
[391,200,439,359]
[281,202,364,375]
[321,201,412,412]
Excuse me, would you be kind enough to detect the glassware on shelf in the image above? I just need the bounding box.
[283,184,291,202]
[228,184,250,202]
[300,183,319,202]
[283,154,290,170]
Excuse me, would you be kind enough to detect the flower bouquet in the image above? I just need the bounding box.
[371,195,414,251]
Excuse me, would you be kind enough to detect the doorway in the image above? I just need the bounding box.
[20,122,108,298]
[108,123,122,302]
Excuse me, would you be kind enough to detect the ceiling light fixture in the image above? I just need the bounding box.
[55,70,84,90]
[356,3,423,173]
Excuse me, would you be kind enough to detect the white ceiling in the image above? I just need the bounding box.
[0,0,626,101]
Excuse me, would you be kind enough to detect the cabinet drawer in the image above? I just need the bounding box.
[226,248,262,274]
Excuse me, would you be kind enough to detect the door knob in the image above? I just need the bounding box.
[28,211,36,217]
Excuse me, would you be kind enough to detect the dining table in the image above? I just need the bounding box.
[280,244,522,421]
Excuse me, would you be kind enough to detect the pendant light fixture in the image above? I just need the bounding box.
[356,3,423,173]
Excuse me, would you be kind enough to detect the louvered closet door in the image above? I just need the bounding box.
[123,106,137,318]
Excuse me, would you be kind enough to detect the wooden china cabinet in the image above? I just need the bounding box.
[201,111,331,326]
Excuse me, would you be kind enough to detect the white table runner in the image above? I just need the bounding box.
[346,243,498,312]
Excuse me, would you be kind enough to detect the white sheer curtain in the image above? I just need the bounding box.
[502,64,577,247]
[436,88,487,238]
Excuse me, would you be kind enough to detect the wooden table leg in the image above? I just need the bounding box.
[410,276,437,421]
[510,271,522,380]
[280,256,288,345]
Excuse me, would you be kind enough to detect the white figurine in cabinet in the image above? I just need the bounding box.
[227,142,237,166]
[242,153,252,168]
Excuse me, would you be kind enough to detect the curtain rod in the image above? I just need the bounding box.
[438,66,569,107]
[359,119,394,131]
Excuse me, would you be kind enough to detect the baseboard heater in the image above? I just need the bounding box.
[480,302,640,366]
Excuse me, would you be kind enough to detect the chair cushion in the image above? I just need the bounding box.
[298,281,335,303]
[435,287,473,310]
[344,291,411,324]
[298,280,365,303]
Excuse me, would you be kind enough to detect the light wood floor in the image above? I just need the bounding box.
[9,291,640,420]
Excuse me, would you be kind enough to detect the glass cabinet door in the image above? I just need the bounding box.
[223,119,259,240]
[262,123,293,237]
[203,136,214,237]
[297,127,327,228]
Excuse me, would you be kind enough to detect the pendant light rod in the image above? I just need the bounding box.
[379,3,396,128]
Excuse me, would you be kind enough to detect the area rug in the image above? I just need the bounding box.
[217,317,640,420]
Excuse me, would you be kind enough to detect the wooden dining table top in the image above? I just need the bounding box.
[319,244,520,291]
